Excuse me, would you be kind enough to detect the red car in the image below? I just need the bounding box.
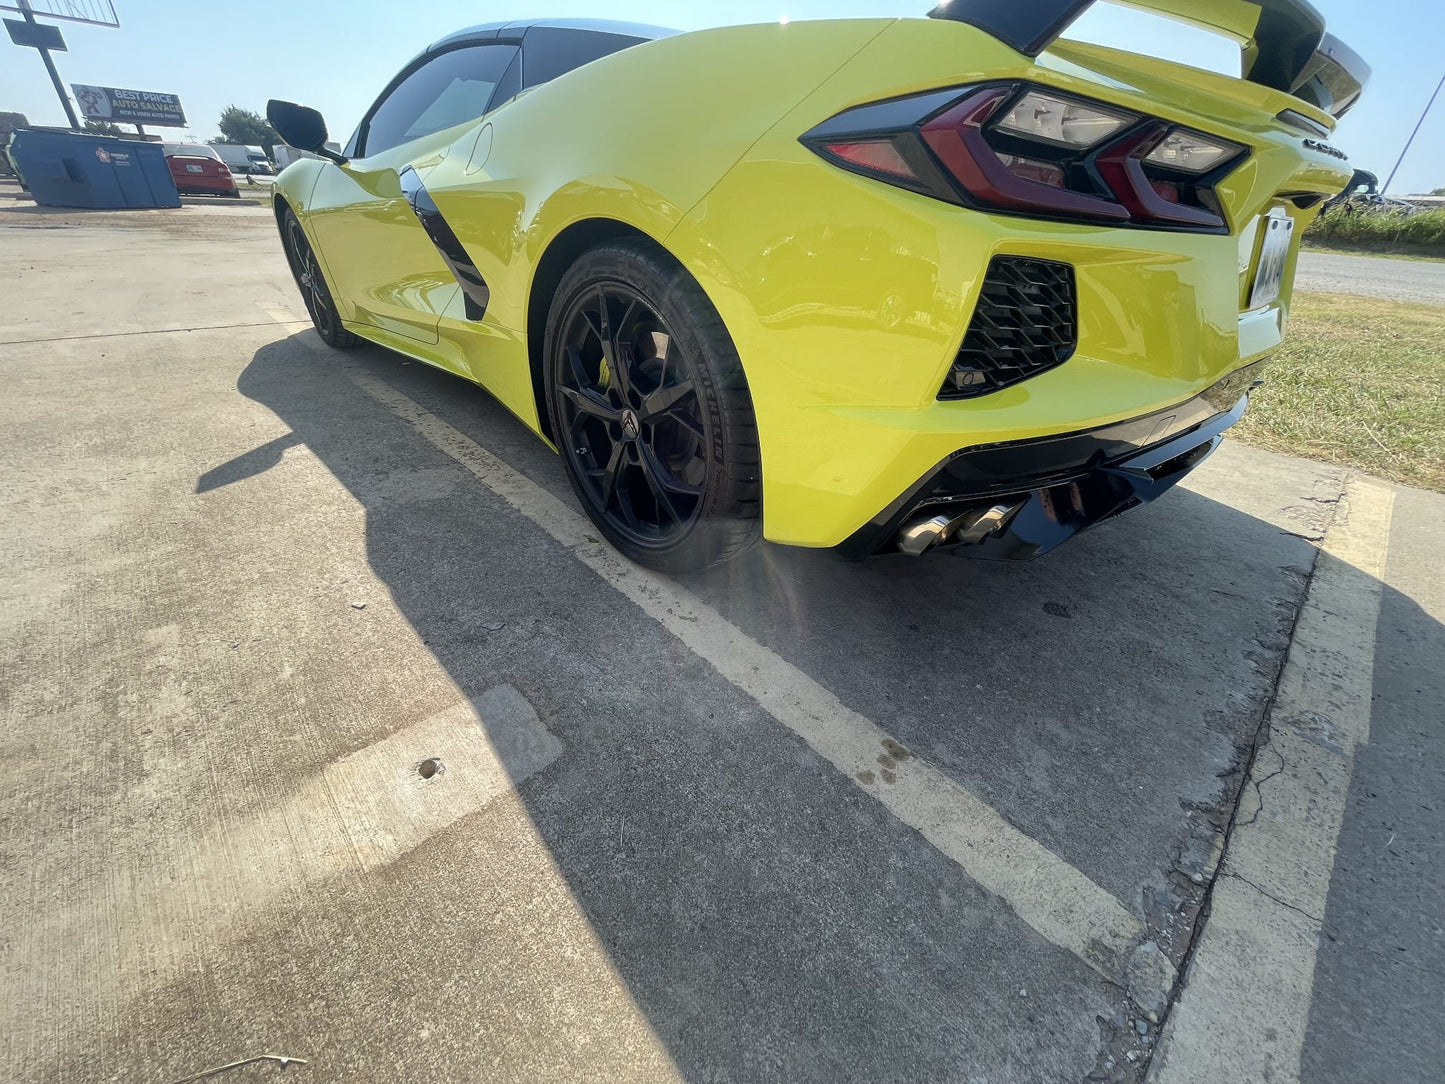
[160,142,238,198]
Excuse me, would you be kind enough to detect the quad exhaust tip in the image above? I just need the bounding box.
[897,502,1019,556]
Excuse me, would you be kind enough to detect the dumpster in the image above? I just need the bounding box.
[9,129,179,209]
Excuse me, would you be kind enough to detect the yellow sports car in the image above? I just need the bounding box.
[267,1,1365,572]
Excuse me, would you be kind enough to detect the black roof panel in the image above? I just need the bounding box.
[428,17,678,53]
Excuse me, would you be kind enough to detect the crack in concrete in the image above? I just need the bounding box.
[0,321,285,347]
[1219,870,1325,925]
[1234,745,1287,829]
[1131,474,1352,1082]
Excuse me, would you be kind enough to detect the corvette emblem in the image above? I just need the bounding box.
[1303,138,1347,161]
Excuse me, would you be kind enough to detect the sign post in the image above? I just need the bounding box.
[4,0,78,129]
[2,1,120,131]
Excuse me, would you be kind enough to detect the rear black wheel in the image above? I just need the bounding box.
[544,240,761,573]
[280,208,359,349]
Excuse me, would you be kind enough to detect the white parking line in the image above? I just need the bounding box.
[1149,475,1396,1083]
[346,365,1154,982]
[262,307,311,327]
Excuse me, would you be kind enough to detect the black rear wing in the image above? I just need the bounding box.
[928,0,1369,117]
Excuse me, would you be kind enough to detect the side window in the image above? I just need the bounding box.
[521,28,645,89]
[361,44,518,157]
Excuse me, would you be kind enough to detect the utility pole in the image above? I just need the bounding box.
[1383,72,1444,195]
[14,0,79,129]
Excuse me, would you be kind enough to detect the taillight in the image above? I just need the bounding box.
[823,140,917,181]
[801,83,1247,232]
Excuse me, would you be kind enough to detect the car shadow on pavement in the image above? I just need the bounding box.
[56,332,1441,1083]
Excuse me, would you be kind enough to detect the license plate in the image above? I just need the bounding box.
[1249,212,1295,309]
[186,164,204,173]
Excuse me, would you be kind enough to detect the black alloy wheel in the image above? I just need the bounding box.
[280,208,358,349]
[545,241,761,572]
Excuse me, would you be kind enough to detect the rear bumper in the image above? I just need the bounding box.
[836,361,1260,561]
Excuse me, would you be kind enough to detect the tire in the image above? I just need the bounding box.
[279,207,359,349]
[543,239,761,573]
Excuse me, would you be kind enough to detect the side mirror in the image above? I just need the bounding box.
[267,100,346,164]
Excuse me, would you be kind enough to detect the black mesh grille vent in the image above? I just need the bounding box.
[940,256,1077,399]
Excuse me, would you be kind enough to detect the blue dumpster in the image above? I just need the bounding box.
[9,128,179,209]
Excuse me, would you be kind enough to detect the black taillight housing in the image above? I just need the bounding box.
[801,83,1247,233]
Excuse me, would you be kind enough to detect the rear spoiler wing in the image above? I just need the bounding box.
[928,0,1369,117]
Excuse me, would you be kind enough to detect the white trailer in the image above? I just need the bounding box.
[272,142,344,170]
[209,143,273,175]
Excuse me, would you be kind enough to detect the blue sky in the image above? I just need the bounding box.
[2,0,1441,192]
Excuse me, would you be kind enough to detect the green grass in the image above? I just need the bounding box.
[1304,205,1445,258]
[1234,293,1445,491]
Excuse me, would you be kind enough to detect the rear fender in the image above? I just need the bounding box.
[423,18,897,336]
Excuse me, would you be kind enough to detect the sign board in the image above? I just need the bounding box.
[0,1,118,28]
[4,16,66,48]
[71,84,185,127]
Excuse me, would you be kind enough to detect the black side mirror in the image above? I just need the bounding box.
[267,100,345,163]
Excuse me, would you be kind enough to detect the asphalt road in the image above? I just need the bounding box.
[1295,249,1445,305]
[2,202,1441,1084]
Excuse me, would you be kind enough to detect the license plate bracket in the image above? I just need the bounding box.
[1249,211,1295,310]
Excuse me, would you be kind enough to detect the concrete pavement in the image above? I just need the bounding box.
[1300,485,1445,1083]
[2,203,1441,1083]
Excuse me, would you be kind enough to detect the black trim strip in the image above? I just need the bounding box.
[399,166,490,321]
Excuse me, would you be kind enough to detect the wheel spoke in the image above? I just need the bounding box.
[637,440,702,524]
[561,349,619,423]
[639,378,696,422]
[565,343,594,392]
[585,440,627,512]
[595,286,612,364]
[613,448,645,530]
[582,308,605,348]
[672,413,706,440]
[613,341,635,399]
[637,446,681,524]
[562,386,620,427]
[654,333,671,387]
[303,251,326,318]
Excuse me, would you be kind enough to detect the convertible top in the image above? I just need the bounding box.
[427,18,678,54]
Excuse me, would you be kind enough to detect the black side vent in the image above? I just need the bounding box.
[941,256,1077,399]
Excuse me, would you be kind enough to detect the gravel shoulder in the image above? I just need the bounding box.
[1295,251,1445,306]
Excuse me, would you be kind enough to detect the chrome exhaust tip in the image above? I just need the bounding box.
[897,514,954,557]
[895,502,1018,556]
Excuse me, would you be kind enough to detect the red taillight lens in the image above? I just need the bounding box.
[801,83,1247,232]
[1092,122,1227,229]
[920,87,1130,223]
[1152,180,1182,203]
[820,139,917,182]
